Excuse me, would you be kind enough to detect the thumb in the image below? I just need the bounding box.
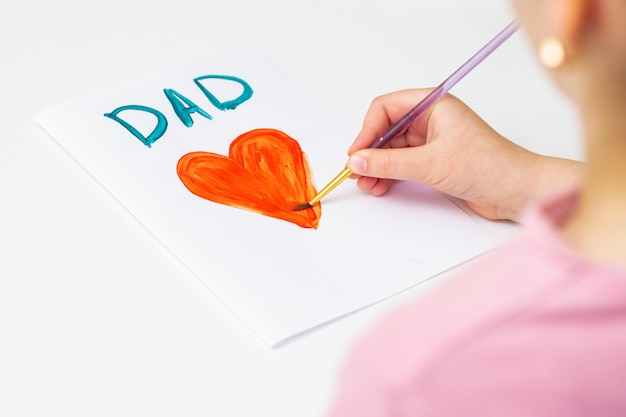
[347,146,436,184]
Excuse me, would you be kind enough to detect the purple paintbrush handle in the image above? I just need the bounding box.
[368,19,519,150]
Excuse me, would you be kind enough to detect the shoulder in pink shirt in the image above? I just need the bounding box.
[326,189,626,417]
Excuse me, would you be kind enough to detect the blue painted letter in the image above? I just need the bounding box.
[194,75,253,111]
[104,105,168,148]
[163,89,213,128]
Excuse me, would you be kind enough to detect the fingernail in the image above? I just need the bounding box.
[348,154,367,174]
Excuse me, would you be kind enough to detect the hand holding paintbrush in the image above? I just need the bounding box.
[294,19,519,212]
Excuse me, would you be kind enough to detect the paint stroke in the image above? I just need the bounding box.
[177,128,321,229]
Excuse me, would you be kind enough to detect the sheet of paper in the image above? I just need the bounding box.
[36,48,500,346]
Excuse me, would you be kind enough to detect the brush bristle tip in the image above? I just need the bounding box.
[292,203,312,212]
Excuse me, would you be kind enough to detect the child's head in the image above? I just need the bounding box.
[510,0,626,112]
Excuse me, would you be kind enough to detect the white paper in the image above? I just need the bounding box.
[36,48,500,346]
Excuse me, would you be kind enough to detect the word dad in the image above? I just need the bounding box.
[104,75,253,148]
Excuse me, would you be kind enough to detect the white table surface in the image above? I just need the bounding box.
[0,1,582,416]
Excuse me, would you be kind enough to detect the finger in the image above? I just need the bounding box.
[347,146,437,184]
[369,89,435,123]
[348,89,435,154]
[355,176,394,196]
[369,178,394,196]
[355,175,377,191]
[348,125,379,155]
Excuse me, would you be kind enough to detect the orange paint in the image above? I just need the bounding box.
[177,128,321,229]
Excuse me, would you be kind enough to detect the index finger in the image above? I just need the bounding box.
[348,88,435,155]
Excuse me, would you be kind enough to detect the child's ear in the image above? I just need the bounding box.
[549,0,590,53]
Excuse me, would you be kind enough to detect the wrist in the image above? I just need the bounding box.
[518,154,584,218]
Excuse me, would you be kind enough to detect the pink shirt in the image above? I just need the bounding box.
[326,190,626,417]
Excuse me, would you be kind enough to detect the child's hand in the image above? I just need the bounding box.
[347,89,582,221]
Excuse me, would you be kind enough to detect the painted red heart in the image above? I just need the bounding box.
[177,128,321,229]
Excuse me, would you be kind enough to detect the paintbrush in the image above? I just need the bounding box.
[293,19,519,212]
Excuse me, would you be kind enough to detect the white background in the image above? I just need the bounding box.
[0,1,582,416]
